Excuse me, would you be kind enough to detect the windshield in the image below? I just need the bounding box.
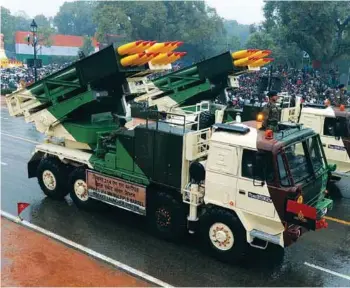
[277,135,326,186]
[305,136,326,174]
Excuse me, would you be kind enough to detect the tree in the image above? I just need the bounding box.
[1,7,15,48]
[79,35,94,56]
[93,1,227,62]
[1,7,55,53]
[263,1,350,65]
[34,14,51,29]
[54,1,97,36]
[224,20,251,45]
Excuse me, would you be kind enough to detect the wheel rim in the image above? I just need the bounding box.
[209,222,234,251]
[42,170,57,191]
[74,179,88,201]
[155,207,172,230]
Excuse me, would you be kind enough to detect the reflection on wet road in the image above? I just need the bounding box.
[1,106,350,287]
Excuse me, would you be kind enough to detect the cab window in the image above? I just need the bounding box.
[324,117,349,137]
[242,149,274,183]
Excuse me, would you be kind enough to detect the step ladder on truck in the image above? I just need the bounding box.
[5,41,333,264]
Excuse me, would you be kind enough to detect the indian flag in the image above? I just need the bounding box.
[15,31,99,64]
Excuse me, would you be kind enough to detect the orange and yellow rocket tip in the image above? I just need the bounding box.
[231,49,260,59]
[136,52,160,66]
[249,58,274,67]
[120,53,145,67]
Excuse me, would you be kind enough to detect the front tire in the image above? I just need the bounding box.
[200,207,248,263]
[148,191,187,241]
[68,167,104,211]
[37,157,69,200]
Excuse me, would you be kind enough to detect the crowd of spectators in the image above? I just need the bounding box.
[1,63,70,92]
[234,66,347,105]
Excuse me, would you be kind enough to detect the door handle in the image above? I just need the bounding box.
[239,190,246,195]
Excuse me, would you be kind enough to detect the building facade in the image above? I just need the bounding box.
[15,31,99,65]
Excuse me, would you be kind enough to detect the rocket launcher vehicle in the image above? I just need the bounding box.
[5,41,186,150]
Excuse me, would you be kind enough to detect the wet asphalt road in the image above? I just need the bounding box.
[1,106,350,287]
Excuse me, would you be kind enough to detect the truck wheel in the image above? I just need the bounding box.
[148,191,187,241]
[200,207,248,263]
[68,167,104,211]
[37,157,69,200]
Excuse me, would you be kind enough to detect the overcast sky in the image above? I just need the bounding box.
[2,0,265,25]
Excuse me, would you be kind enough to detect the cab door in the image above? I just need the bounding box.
[322,116,348,164]
[236,148,275,218]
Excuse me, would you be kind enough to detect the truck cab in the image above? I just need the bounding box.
[280,97,350,177]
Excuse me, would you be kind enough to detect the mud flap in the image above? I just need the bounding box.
[28,151,45,178]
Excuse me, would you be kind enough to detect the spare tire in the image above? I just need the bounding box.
[192,111,215,130]
[189,161,205,183]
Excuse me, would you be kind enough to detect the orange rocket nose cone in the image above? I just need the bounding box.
[174,41,184,47]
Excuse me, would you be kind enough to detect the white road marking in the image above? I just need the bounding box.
[1,132,40,145]
[1,210,174,288]
[1,162,8,166]
[1,117,8,120]
[304,262,350,281]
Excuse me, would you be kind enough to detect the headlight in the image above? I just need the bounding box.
[297,195,304,204]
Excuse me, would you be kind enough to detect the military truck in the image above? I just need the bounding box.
[6,42,333,263]
[278,95,350,179]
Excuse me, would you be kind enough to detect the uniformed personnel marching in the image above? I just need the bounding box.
[261,90,280,131]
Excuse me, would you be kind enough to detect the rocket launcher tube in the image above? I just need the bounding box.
[249,58,274,67]
[231,49,259,59]
[167,52,187,64]
[147,41,183,53]
[163,41,184,53]
[127,41,153,54]
[233,56,260,67]
[136,53,160,66]
[150,52,174,65]
[146,42,172,53]
[117,40,144,56]
[249,49,272,59]
[120,53,144,67]
[129,53,149,65]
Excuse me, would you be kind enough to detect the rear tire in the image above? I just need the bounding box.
[37,157,69,200]
[200,207,248,263]
[148,191,187,241]
[68,167,105,211]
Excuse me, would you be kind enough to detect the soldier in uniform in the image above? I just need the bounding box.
[335,84,347,106]
[261,90,280,131]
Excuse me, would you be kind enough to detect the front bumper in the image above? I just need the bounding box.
[285,197,333,231]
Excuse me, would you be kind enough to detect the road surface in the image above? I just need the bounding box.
[1,106,350,287]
